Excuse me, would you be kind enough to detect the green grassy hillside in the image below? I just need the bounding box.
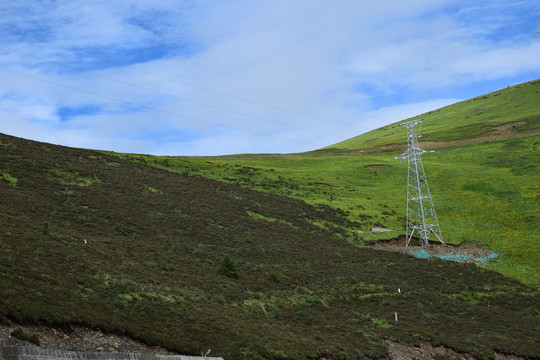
[325,79,540,151]
[1,132,539,359]
[115,80,539,287]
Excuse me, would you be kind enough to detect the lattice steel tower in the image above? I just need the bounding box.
[396,119,444,246]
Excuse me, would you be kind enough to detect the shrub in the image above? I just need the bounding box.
[268,272,280,282]
[295,307,308,318]
[218,254,239,279]
[11,328,40,346]
[41,221,50,235]
[212,295,226,304]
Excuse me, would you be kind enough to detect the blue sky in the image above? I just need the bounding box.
[0,0,539,155]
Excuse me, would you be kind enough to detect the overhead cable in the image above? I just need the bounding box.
[0,66,321,148]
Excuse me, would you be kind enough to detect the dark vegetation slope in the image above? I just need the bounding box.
[0,133,539,359]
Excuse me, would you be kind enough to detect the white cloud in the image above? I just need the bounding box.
[0,0,539,155]
[450,42,540,80]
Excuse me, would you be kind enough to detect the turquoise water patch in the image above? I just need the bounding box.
[409,250,499,263]
[409,250,432,259]
[474,253,499,262]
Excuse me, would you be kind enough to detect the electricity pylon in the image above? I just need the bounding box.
[396,119,444,246]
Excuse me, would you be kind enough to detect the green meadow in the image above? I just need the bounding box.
[327,79,540,150]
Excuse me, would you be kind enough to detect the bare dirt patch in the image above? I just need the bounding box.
[385,340,525,360]
[0,318,175,355]
[365,164,390,168]
[313,182,335,187]
[480,121,527,137]
[369,235,499,264]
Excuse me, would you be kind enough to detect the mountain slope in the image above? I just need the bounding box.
[0,133,539,359]
[120,80,539,286]
[324,79,540,152]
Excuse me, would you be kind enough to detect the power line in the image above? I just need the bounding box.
[1,26,364,128]
[1,45,346,139]
[59,11,366,112]
[0,66,322,148]
[8,1,356,109]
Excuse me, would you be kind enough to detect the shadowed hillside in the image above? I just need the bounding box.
[0,133,539,359]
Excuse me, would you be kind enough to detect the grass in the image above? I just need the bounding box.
[48,169,101,187]
[1,171,17,187]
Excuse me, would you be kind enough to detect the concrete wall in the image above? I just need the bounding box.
[0,346,223,360]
